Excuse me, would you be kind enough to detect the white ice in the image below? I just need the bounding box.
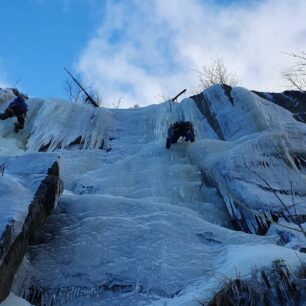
[0,85,305,305]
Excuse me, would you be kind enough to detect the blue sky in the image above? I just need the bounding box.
[0,0,103,98]
[1,0,306,107]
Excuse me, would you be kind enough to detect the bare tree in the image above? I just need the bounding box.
[11,78,21,89]
[282,52,306,91]
[64,77,103,106]
[87,87,103,107]
[64,77,83,103]
[155,94,171,103]
[64,68,103,107]
[112,96,123,109]
[194,57,238,91]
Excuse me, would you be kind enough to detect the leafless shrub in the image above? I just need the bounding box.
[64,73,103,107]
[155,94,171,103]
[11,78,21,90]
[282,52,306,92]
[112,97,123,109]
[64,78,83,103]
[87,87,103,107]
[194,57,238,91]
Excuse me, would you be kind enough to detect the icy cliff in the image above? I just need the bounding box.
[0,85,305,305]
[0,153,61,302]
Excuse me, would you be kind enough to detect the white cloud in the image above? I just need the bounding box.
[77,0,306,108]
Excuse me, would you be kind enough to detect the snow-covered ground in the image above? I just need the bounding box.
[0,85,305,305]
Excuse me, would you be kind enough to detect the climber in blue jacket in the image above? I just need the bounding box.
[0,88,29,133]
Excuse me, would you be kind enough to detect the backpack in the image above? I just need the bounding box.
[9,96,28,113]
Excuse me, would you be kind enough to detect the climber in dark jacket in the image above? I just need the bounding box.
[0,88,28,133]
[166,121,195,149]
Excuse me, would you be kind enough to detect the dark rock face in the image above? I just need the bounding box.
[190,93,225,140]
[0,162,62,302]
[252,90,306,123]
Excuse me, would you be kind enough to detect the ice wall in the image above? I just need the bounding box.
[189,85,306,236]
[1,85,305,305]
[0,90,112,152]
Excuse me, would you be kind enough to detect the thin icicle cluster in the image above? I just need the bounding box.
[23,99,112,152]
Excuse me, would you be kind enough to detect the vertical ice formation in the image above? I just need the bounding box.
[189,85,306,234]
[0,91,113,152]
[25,99,112,151]
[1,85,305,305]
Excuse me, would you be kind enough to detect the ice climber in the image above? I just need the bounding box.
[0,88,29,133]
[166,121,195,149]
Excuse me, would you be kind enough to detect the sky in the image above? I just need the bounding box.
[1,0,306,108]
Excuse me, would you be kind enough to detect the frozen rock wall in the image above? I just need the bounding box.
[0,158,62,302]
[1,85,305,305]
[189,85,306,236]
